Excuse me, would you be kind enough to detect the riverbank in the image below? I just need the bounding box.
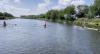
[0,16,14,20]
[21,17,100,31]
[32,18,74,24]
[74,18,100,31]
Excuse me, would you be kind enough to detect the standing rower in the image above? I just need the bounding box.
[3,21,7,27]
[44,21,46,28]
[44,15,47,28]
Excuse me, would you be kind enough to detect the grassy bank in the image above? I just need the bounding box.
[74,18,100,29]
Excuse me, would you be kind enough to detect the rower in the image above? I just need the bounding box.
[3,21,7,27]
[44,21,47,28]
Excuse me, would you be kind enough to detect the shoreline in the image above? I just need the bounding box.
[74,18,100,31]
[13,18,100,31]
[76,26,100,31]
[26,18,100,31]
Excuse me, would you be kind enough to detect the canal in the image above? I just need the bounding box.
[0,19,100,54]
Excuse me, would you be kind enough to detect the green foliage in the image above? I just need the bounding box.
[3,12,14,17]
[76,5,89,18]
[46,10,60,21]
[64,5,75,15]
[39,14,45,18]
[20,0,100,23]
[88,0,100,18]
[74,18,100,29]
[0,12,3,16]
[58,10,65,20]
[66,14,75,21]
[94,0,100,9]
[20,5,76,22]
[0,12,14,19]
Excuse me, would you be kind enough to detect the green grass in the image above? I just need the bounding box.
[74,18,100,29]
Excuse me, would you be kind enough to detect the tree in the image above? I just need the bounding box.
[94,0,100,9]
[0,12,3,16]
[39,14,45,18]
[88,6,96,18]
[0,12,14,19]
[64,5,76,21]
[59,10,65,20]
[46,10,59,21]
[64,5,75,15]
[3,12,14,17]
[89,0,100,18]
[76,5,89,18]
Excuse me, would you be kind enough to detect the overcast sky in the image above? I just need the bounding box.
[0,0,94,17]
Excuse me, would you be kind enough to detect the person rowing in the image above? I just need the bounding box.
[3,21,7,27]
[44,21,47,28]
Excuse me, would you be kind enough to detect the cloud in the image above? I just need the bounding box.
[71,0,85,6]
[51,5,66,10]
[51,0,86,10]
[0,0,34,17]
[59,0,71,5]
[0,0,22,4]
[0,0,89,17]
[44,0,51,3]
[0,0,49,17]
[0,4,33,17]
[36,0,52,14]
[14,0,21,3]
[37,3,47,10]
[37,0,51,9]
[58,0,85,6]
[0,0,10,4]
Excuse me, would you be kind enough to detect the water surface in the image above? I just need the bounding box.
[0,19,100,54]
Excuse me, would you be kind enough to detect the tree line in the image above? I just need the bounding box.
[0,12,14,19]
[21,0,100,22]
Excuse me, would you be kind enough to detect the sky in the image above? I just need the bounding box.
[0,0,94,17]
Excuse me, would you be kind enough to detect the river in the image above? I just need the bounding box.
[0,19,100,54]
